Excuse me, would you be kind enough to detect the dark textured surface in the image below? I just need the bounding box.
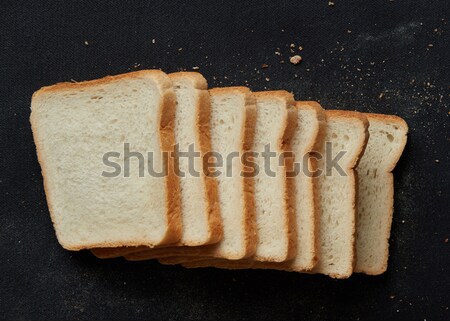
[0,1,449,320]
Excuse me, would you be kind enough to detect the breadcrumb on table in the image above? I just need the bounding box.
[289,55,302,65]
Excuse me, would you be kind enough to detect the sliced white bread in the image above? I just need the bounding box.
[159,101,323,269]
[250,91,297,262]
[252,101,326,270]
[354,114,408,275]
[30,70,181,250]
[157,91,298,265]
[310,110,368,278]
[170,110,368,277]
[125,87,257,261]
[91,72,222,258]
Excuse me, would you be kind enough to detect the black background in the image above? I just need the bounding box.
[1,1,449,320]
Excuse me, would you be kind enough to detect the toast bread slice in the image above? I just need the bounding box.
[354,114,408,275]
[30,70,181,250]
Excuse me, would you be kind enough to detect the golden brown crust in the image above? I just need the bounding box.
[158,87,183,245]
[31,70,182,251]
[195,81,223,245]
[281,96,298,261]
[241,93,258,258]
[32,70,171,98]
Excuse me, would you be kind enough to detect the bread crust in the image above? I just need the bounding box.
[31,70,182,250]
[124,87,257,261]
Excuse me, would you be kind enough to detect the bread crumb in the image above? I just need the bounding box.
[298,46,303,51]
[192,66,199,70]
[280,60,284,64]
[290,43,295,48]
[84,41,89,45]
[178,48,183,51]
[289,55,302,65]
[152,39,156,44]
[390,295,395,299]
[435,159,440,163]
[265,77,270,82]
[379,93,384,99]
[262,63,269,68]
[275,51,281,56]
[328,1,335,6]
[444,238,449,243]
[347,30,352,34]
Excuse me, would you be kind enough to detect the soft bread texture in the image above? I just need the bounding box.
[170,72,222,246]
[252,101,325,270]
[250,91,297,262]
[30,70,181,250]
[91,72,222,258]
[354,114,408,275]
[310,110,369,278]
[158,92,298,266]
[168,109,368,277]
[124,87,257,261]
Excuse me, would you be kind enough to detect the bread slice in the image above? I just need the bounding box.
[124,87,257,260]
[252,101,326,270]
[250,91,297,262]
[30,70,181,250]
[90,72,222,258]
[310,110,368,278]
[170,110,367,278]
[354,114,408,275]
[153,91,297,265]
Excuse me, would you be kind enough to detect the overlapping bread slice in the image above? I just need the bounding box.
[309,110,368,278]
[156,91,298,265]
[354,114,408,275]
[91,72,222,258]
[30,70,181,250]
[252,101,326,270]
[124,87,257,261]
[166,109,368,278]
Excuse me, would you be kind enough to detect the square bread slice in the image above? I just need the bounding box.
[91,72,222,258]
[124,87,257,261]
[168,109,368,278]
[30,70,181,250]
[354,114,408,275]
[155,91,297,264]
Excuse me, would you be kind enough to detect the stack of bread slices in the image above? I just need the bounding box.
[30,70,408,278]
